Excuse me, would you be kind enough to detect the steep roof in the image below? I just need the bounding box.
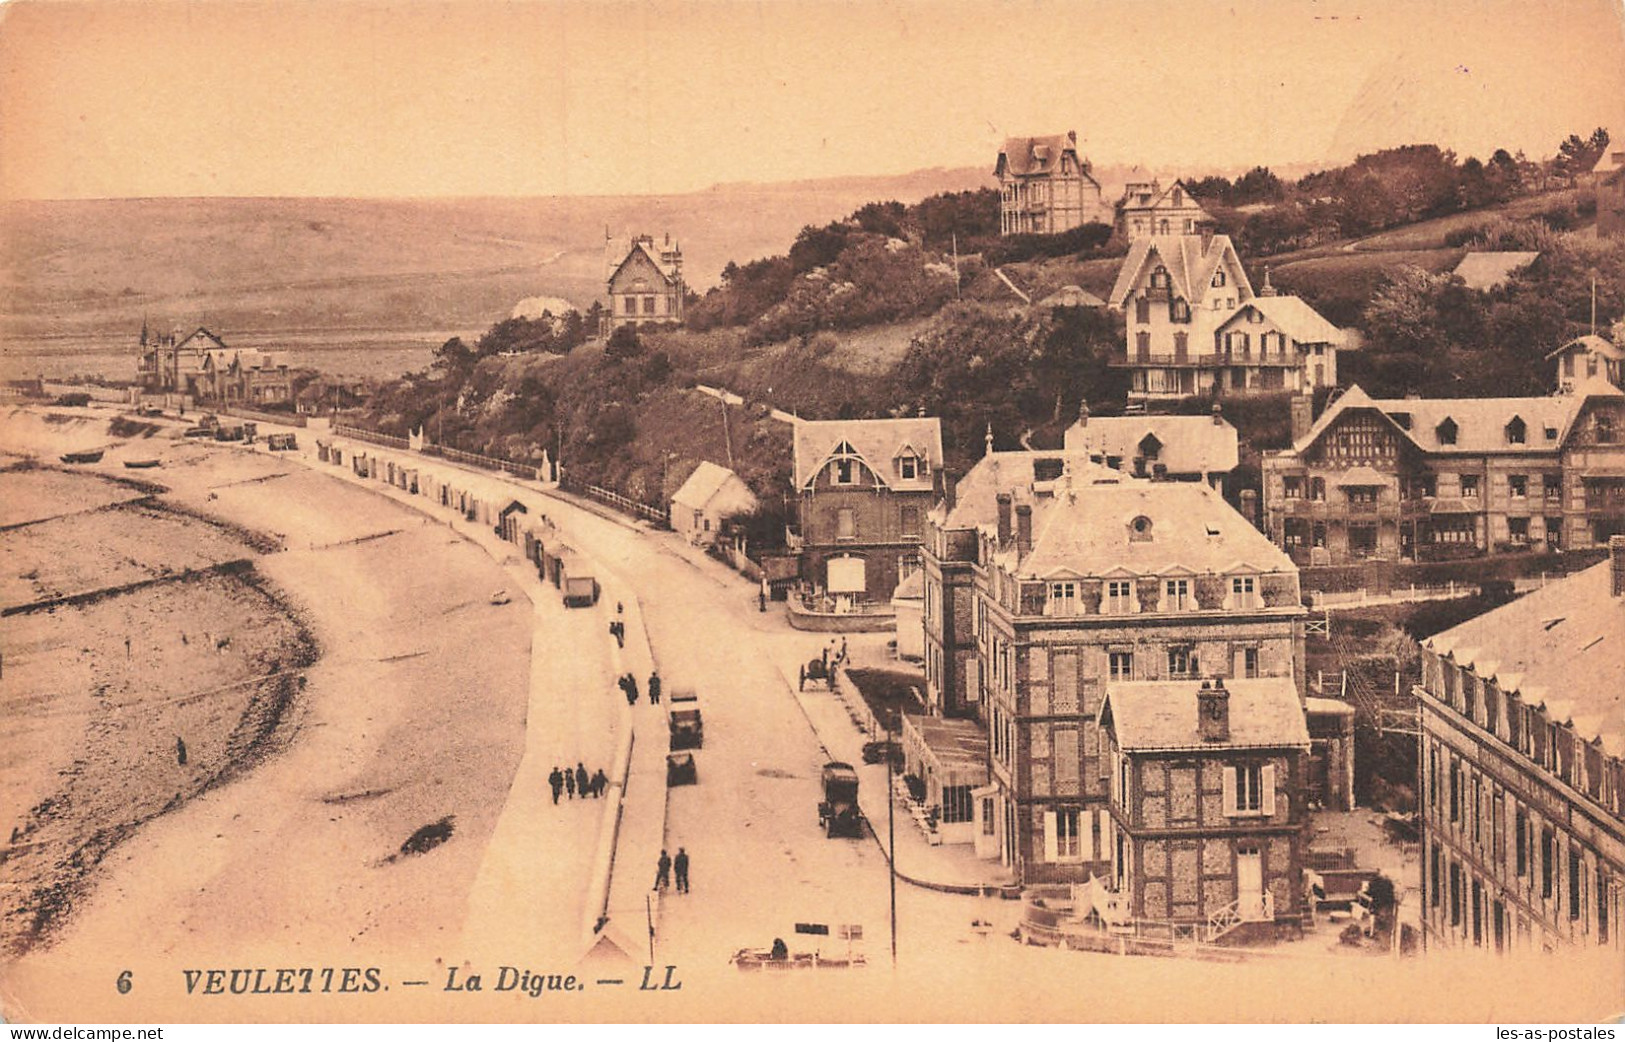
[1290,383,1624,456]
[1062,414,1240,475]
[1038,284,1107,308]
[1594,147,1625,177]
[935,449,1129,529]
[1423,557,1624,756]
[174,327,228,353]
[1108,233,1251,308]
[792,417,943,490]
[1215,295,1345,346]
[1545,334,1625,362]
[1103,677,1311,752]
[671,461,755,513]
[607,237,680,289]
[996,134,1083,179]
[1003,479,1296,580]
[1452,251,1539,291]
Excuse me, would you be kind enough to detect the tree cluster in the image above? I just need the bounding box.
[1194,131,1609,256]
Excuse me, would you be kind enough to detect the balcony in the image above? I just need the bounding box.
[1109,352,1222,369]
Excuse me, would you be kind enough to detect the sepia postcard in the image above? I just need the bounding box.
[1,0,1624,1026]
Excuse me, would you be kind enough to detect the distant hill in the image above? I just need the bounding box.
[0,166,990,341]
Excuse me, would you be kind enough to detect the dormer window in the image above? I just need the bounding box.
[833,459,855,484]
[1436,417,1458,446]
[1212,269,1227,288]
[1129,515,1153,542]
[1150,266,1170,289]
[900,456,918,480]
[1505,417,1526,444]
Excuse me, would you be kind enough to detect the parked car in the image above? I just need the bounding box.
[668,689,703,750]
[861,740,902,768]
[818,762,862,838]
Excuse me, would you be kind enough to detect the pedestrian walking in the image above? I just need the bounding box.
[627,673,639,702]
[575,763,589,799]
[592,768,608,797]
[548,766,564,804]
[564,767,576,799]
[648,671,661,705]
[654,849,671,891]
[674,847,690,893]
[175,736,188,766]
[821,643,830,670]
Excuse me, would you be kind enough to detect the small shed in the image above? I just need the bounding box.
[890,569,925,661]
[671,461,757,546]
[498,499,528,543]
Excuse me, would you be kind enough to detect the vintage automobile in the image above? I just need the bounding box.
[562,575,600,608]
[666,751,697,787]
[798,658,834,691]
[817,762,862,838]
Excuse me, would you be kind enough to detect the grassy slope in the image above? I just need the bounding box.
[0,167,990,340]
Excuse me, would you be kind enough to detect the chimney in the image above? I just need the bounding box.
[1239,488,1260,529]
[1015,503,1033,555]
[1612,535,1625,598]
[939,467,958,515]
[1077,400,1089,428]
[1198,220,1216,253]
[1067,130,1078,146]
[996,492,1013,546]
[985,423,995,458]
[1198,678,1230,742]
[1289,394,1314,443]
[1211,401,1223,426]
[1260,266,1278,297]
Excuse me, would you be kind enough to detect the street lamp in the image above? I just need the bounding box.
[886,720,898,968]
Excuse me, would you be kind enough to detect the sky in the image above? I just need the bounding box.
[1,0,1623,200]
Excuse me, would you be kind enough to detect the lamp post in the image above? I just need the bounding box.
[886,720,898,968]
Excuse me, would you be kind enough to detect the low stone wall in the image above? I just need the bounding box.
[786,597,896,633]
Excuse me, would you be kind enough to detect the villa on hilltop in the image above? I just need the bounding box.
[1106,231,1344,401]
[1118,179,1212,241]
[995,132,1112,237]
[606,233,685,332]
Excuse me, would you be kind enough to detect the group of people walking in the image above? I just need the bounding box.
[548,761,610,803]
[617,670,661,706]
[654,847,690,894]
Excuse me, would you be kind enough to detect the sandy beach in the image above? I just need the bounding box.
[0,408,531,986]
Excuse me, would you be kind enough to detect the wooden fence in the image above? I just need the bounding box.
[332,423,407,449]
[568,480,669,525]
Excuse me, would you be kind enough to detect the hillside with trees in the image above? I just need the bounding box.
[345,130,1623,530]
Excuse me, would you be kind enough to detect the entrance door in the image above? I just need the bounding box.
[1237,846,1264,918]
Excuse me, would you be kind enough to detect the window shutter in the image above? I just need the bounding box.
[1043,811,1059,862]
[1222,766,1238,817]
[1261,764,1277,817]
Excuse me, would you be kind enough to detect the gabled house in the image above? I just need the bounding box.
[995,132,1111,236]
[1416,538,1624,953]
[1106,230,1255,399]
[136,326,290,404]
[1549,334,1625,394]
[606,233,685,332]
[792,416,943,605]
[1262,382,1625,564]
[1063,403,1239,491]
[1207,277,1346,395]
[1117,179,1212,241]
[670,461,757,547]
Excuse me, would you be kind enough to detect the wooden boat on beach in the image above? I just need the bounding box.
[60,450,104,464]
[123,458,162,469]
